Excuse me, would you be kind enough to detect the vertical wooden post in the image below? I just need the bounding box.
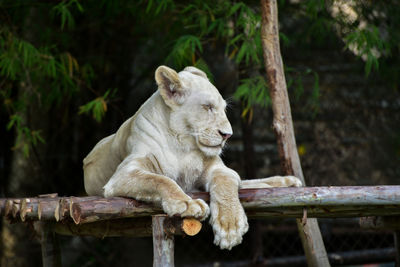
[152,215,174,267]
[38,222,62,267]
[260,1,330,266]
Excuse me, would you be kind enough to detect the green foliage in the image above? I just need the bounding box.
[52,0,84,30]
[2,0,400,157]
[0,0,97,156]
[234,76,270,118]
[158,1,267,111]
[166,35,203,68]
[6,113,45,157]
[286,66,320,117]
[144,0,175,15]
[0,28,79,155]
[344,26,389,76]
[78,88,118,122]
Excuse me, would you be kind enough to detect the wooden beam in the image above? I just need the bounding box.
[53,217,202,238]
[239,186,400,207]
[2,185,400,224]
[70,196,160,224]
[54,217,153,238]
[66,186,400,224]
[260,1,330,266]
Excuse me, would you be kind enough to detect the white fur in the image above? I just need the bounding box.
[83,66,302,250]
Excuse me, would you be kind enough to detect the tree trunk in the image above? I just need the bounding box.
[260,1,330,266]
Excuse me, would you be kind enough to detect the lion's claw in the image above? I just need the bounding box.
[210,201,249,250]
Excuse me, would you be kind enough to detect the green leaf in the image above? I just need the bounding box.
[227,2,244,17]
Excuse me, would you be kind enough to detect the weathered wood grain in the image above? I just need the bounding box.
[260,0,330,265]
[2,186,400,224]
[152,215,174,267]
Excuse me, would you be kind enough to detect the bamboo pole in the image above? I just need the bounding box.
[152,215,174,267]
[260,1,330,266]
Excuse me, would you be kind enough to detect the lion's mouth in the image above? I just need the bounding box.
[198,141,222,149]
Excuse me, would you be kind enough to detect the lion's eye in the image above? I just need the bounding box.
[203,104,214,111]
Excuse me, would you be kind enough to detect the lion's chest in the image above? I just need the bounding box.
[163,150,204,192]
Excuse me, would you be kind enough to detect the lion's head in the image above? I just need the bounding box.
[155,66,232,157]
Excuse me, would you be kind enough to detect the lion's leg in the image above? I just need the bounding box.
[103,157,209,220]
[207,168,249,250]
[241,176,302,189]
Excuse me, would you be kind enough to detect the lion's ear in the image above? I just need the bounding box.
[183,66,208,80]
[155,65,186,107]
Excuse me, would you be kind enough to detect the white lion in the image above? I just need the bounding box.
[83,66,302,250]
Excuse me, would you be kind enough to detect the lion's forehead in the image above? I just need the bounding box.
[180,72,221,93]
[186,91,225,107]
[180,77,226,107]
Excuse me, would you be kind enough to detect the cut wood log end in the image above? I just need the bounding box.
[20,199,29,222]
[181,218,202,236]
[4,200,13,216]
[38,203,42,220]
[54,203,60,222]
[70,203,82,224]
[12,202,21,218]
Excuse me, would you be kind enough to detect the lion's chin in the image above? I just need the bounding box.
[197,141,223,157]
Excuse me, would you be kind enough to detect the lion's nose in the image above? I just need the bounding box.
[219,130,232,140]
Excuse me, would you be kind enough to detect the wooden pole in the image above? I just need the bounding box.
[37,222,62,267]
[152,215,175,267]
[55,217,153,238]
[2,185,400,224]
[260,1,330,266]
[53,217,202,238]
[70,196,160,224]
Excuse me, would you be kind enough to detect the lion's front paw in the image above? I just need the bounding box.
[210,200,249,250]
[284,176,303,187]
[162,198,210,221]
